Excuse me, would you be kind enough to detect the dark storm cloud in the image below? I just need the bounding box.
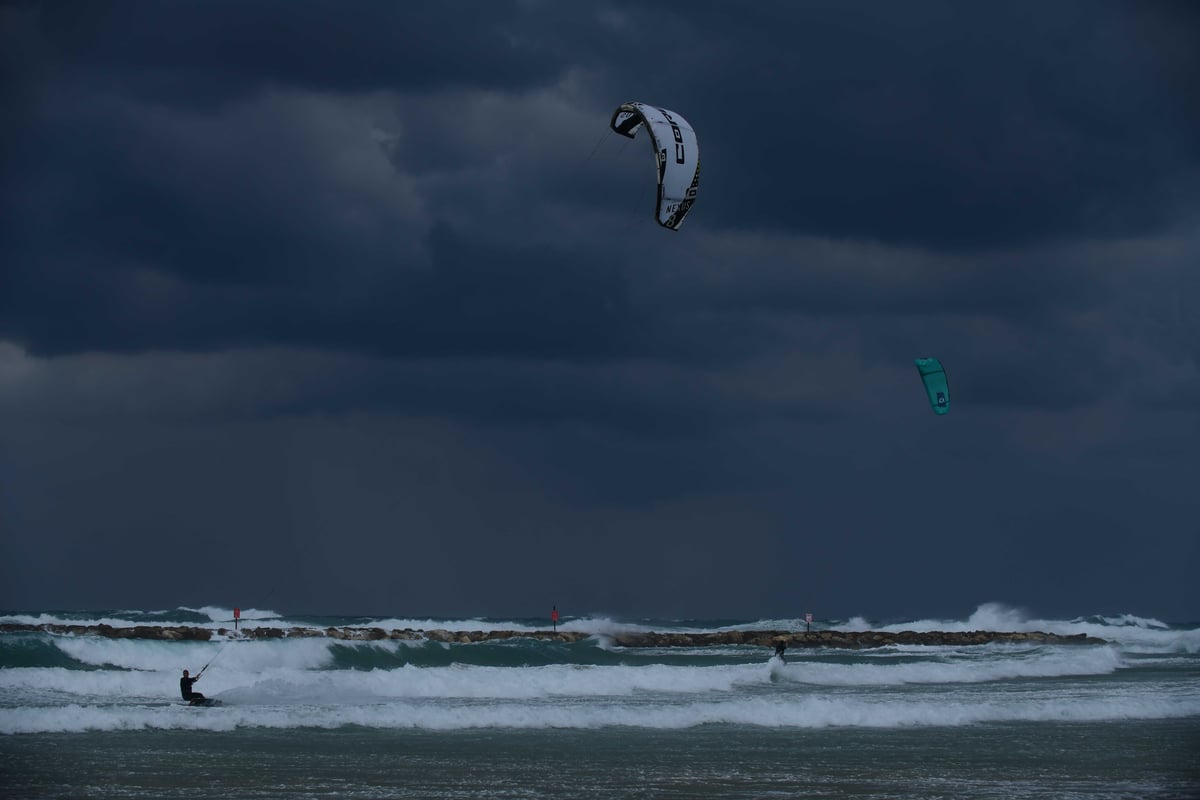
[4,0,1197,359]
[2,1,1199,619]
[647,1,1200,248]
[14,1,568,102]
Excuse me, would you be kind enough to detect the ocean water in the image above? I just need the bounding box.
[1,603,1198,799]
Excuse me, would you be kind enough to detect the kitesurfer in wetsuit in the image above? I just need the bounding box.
[180,669,206,704]
[774,640,788,663]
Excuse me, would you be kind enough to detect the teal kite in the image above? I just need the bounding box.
[914,358,949,415]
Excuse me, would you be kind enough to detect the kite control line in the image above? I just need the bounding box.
[197,647,221,678]
[197,591,278,677]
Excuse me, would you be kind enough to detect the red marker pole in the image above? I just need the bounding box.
[551,606,559,632]
[234,607,240,633]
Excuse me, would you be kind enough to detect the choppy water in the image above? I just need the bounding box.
[2,603,1198,798]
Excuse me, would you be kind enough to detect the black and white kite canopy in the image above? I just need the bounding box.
[610,102,700,230]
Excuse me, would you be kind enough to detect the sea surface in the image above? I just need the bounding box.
[1,603,1198,799]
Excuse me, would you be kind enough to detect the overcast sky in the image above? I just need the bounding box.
[2,1,1198,623]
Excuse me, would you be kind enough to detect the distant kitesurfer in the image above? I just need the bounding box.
[551,606,559,632]
[774,640,788,663]
[180,669,206,704]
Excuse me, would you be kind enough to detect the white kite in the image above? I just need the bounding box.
[609,102,700,230]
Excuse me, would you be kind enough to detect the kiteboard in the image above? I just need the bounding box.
[187,697,222,707]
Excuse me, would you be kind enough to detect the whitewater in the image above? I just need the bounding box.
[2,603,1198,799]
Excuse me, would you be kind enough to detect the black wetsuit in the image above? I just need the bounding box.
[180,676,205,702]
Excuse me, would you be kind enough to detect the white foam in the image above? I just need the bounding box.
[774,645,1124,686]
[7,605,1195,654]
[0,607,285,629]
[837,603,1200,654]
[0,612,173,629]
[0,641,1136,711]
[4,686,1197,735]
[356,617,539,633]
[188,605,281,623]
[52,635,334,673]
[355,615,664,637]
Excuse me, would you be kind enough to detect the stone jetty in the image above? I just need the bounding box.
[0,623,1105,648]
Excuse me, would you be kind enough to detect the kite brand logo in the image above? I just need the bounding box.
[659,108,687,163]
[936,392,946,406]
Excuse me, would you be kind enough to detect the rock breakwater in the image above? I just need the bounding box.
[0,623,1105,648]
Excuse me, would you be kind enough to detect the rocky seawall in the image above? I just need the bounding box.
[0,623,1105,648]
